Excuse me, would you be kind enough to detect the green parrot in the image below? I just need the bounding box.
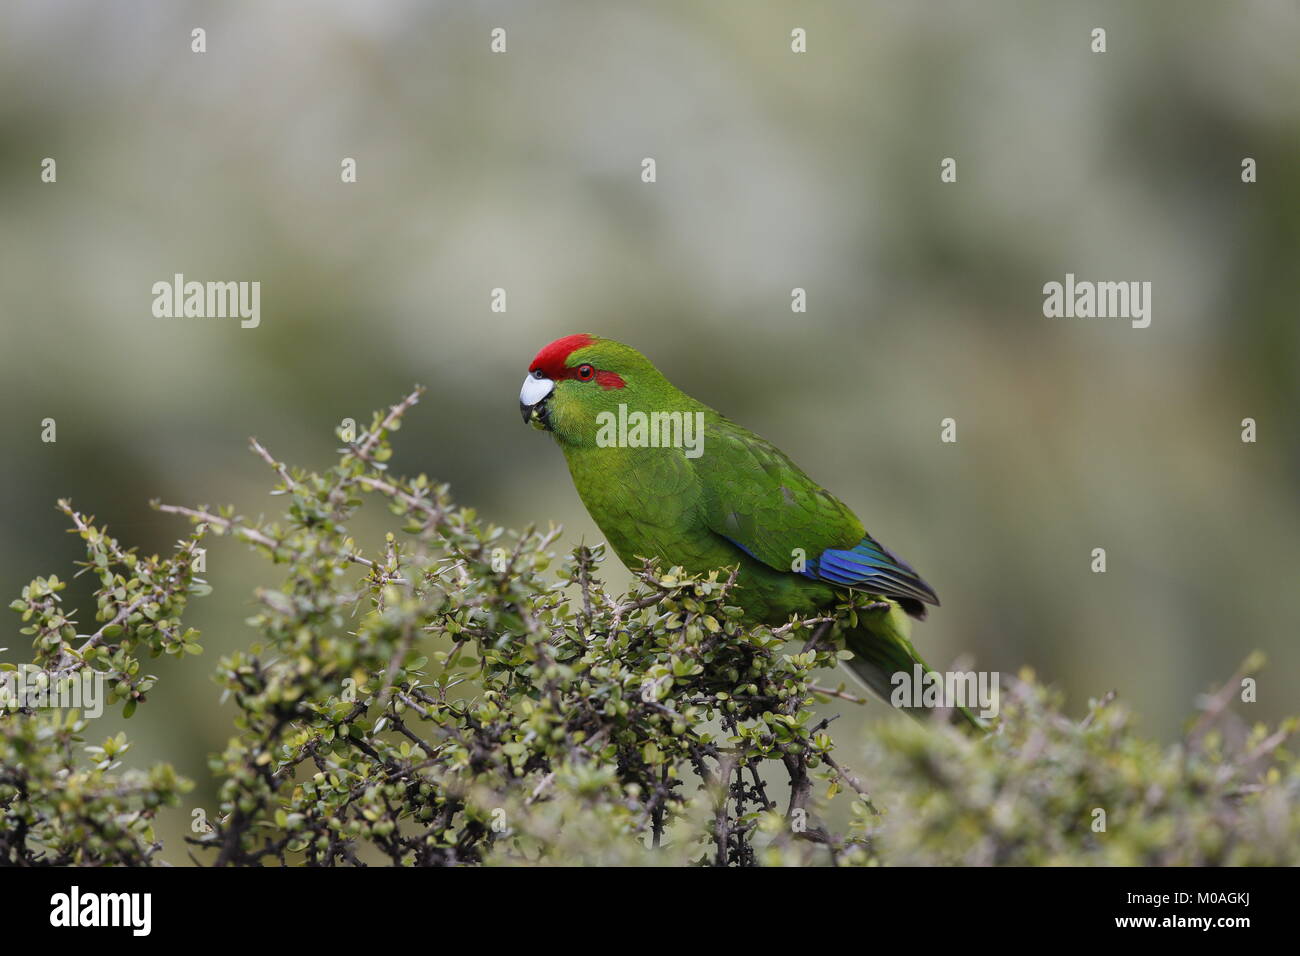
[519,333,982,729]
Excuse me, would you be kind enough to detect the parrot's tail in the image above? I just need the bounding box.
[841,604,990,734]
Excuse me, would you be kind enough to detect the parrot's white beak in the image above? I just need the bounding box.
[520,372,555,428]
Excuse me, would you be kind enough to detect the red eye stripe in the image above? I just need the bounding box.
[555,364,624,389]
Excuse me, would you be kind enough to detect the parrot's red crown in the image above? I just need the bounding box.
[529,334,625,389]
[529,334,597,378]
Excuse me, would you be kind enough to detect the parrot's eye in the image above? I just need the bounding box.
[531,369,545,379]
[576,364,595,381]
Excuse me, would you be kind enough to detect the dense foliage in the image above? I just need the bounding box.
[3,390,1296,866]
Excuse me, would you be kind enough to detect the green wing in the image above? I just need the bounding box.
[695,416,865,571]
[695,416,939,613]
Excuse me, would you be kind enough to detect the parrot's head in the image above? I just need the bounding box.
[520,334,677,446]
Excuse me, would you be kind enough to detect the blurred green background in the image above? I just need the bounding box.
[2,0,1297,861]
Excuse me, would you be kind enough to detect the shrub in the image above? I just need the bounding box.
[3,389,1295,866]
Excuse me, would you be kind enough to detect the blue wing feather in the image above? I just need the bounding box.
[802,536,939,609]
